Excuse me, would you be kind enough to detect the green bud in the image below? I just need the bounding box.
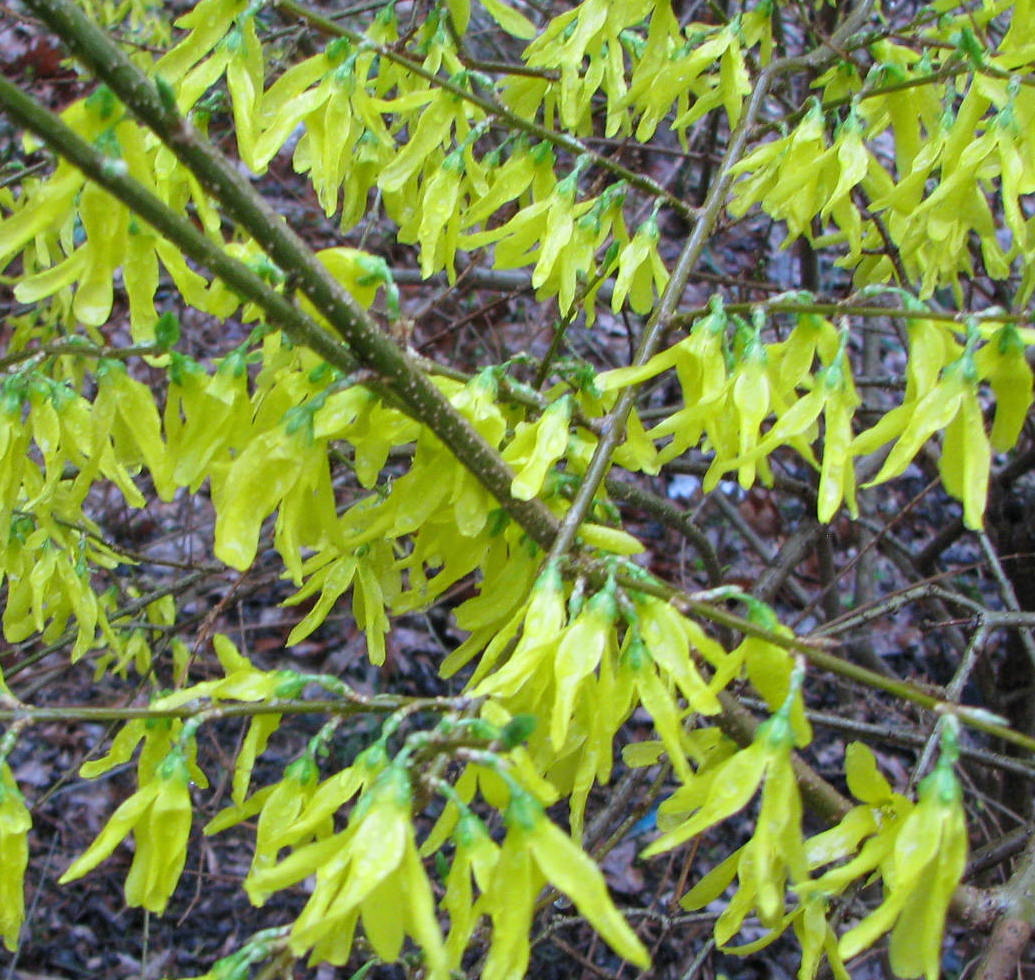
[500,714,537,749]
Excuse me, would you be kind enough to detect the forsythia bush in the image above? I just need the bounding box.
[0,0,1033,976]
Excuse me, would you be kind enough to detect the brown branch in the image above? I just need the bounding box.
[974,833,1035,980]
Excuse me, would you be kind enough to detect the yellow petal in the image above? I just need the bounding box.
[59,781,161,884]
[527,820,650,968]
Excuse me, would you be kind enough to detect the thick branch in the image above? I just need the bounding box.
[974,834,1035,979]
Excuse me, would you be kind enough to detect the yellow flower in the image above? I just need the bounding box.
[204,741,388,906]
[249,762,448,977]
[0,763,30,951]
[620,598,724,782]
[728,100,830,242]
[412,148,466,278]
[816,357,860,522]
[937,376,990,531]
[651,303,731,465]
[655,718,807,938]
[548,582,617,748]
[442,810,500,966]
[793,897,851,980]
[242,755,319,894]
[205,634,309,803]
[611,214,669,314]
[480,791,650,979]
[502,396,573,501]
[620,637,691,779]
[975,323,1033,451]
[838,724,968,980]
[473,560,567,700]
[721,325,773,491]
[858,339,989,529]
[642,730,771,859]
[736,630,812,747]
[644,659,814,945]
[60,748,193,914]
[731,744,806,927]
[803,743,912,893]
[784,744,918,979]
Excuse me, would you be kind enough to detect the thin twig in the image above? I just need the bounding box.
[979,531,1035,674]
[604,479,723,587]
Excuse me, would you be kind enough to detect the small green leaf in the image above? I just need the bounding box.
[154,311,180,350]
[500,714,537,749]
